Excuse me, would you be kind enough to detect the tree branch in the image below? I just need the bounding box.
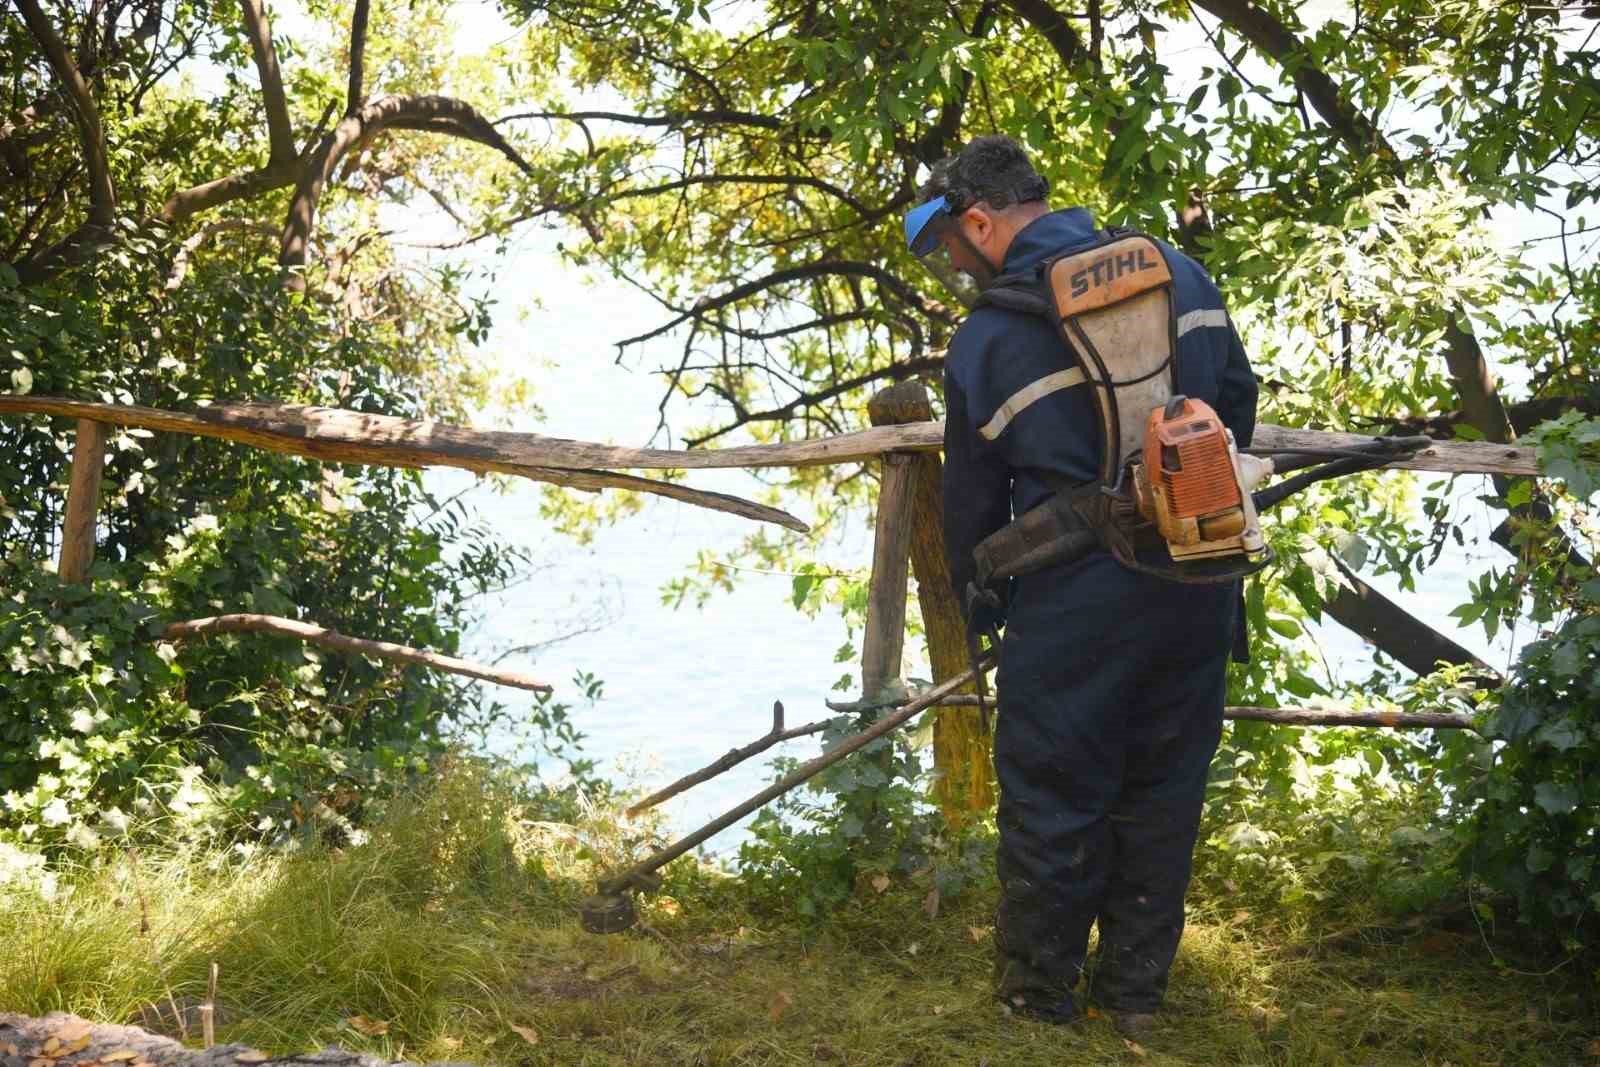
[162,613,553,692]
[1,0,161,185]
[12,0,118,283]
[1189,0,1393,158]
[585,172,873,216]
[1370,393,1600,439]
[1000,0,1084,71]
[614,261,958,353]
[910,1,997,164]
[624,701,834,816]
[495,108,785,131]
[164,218,277,289]
[1319,555,1500,682]
[683,355,946,449]
[157,14,334,224]
[160,159,301,223]
[345,0,370,116]
[279,94,535,269]
[237,0,295,166]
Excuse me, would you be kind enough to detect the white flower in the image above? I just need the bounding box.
[66,823,101,850]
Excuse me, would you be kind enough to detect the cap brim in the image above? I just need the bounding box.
[903,198,950,257]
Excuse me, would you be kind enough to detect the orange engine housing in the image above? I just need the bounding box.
[1129,396,1264,561]
[1143,397,1241,518]
[1130,396,1254,553]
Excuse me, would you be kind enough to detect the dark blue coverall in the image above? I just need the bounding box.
[941,208,1259,1017]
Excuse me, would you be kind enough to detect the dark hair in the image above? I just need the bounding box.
[919,134,1049,213]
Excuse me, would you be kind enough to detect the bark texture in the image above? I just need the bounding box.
[0,1014,469,1067]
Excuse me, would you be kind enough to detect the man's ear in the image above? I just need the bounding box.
[962,204,992,241]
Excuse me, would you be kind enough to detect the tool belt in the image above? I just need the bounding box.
[972,482,1106,591]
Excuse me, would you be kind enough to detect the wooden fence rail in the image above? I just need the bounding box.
[0,390,1535,794]
[0,395,1541,477]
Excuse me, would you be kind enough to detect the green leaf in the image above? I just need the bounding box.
[1550,640,1582,678]
[1536,717,1585,752]
[1333,531,1369,571]
[791,573,816,609]
[1266,616,1301,639]
[1534,781,1579,816]
[1527,844,1555,873]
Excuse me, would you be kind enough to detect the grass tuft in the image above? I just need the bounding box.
[2,761,1594,1065]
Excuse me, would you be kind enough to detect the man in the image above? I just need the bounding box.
[903,134,1258,1033]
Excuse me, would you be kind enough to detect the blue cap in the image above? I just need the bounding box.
[903,197,952,257]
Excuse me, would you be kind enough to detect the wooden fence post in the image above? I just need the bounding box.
[858,389,921,703]
[58,418,107,583]
[868,381,995,828]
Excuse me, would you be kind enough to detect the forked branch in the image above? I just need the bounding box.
[280,94,535,268]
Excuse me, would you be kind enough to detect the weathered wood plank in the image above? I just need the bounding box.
[57,418,107,583]
[876,381,995,825]
[0,397,805,531]
[0,396,1541,477]
[162,613,552,692]
[859,451,916,701]
[1253,425,1537,478]
[922,695,1476,730]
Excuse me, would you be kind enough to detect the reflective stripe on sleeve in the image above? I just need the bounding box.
[1176,308,1229,337]
[978,367,1087,441]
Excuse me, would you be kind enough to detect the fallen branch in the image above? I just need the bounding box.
[1320,553,1499,682]
[624,701,833,817]
[162,613,552,692]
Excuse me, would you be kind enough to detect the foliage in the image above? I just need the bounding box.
[0,0,562,851]
[1448,601,1600,955]
[0,486,529,851]
[1199,725,1460,917]
[2,760,1596,1065]
[1525,411,1600,503]
[8,0,1600,968]
[736,717,992,919]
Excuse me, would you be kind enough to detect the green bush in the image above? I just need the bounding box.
[0,209,528,856]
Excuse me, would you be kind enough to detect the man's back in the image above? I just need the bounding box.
[941,207,1259,595]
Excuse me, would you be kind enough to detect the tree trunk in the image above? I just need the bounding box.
[869,381,995,828]
[0,1013,454,1067]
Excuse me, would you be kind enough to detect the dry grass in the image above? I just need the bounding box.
[1,765,1593,1066]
